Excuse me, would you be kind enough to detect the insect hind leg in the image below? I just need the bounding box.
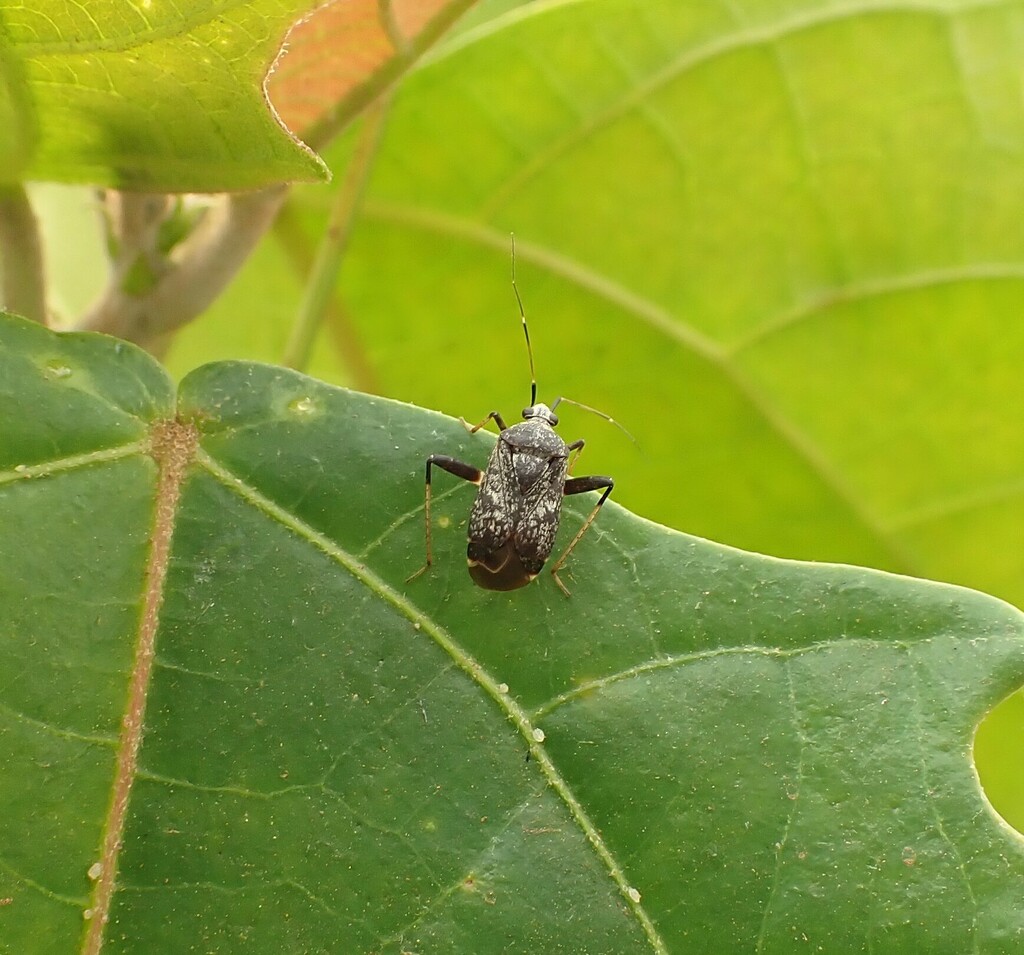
[407,455,483,583]
[549,475,614,596]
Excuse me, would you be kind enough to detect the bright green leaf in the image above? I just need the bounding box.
[0,0,327,190]
[4,313,1023,952]
[167,0,1024,619]
[339,0,1024,604]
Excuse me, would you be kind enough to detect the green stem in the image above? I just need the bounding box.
[273,204,380,392]
[78,187,287,347]
[282,96,391,372]
[0,184,46,324]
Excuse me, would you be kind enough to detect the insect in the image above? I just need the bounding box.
[408,237,626,596]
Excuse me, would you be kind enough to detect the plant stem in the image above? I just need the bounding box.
[78,186,287,347]
[282,95,391,372]
[0,184,46,324]
[273,206,380,391]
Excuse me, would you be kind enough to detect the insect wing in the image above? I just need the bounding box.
[512,453,567,566]
[468,439,516,553]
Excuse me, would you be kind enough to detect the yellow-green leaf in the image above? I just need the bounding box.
[0,0,327,190]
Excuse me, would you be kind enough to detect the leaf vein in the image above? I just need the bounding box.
[907,652,981,952]
[0,699,117,747]
[0,856,88,908]
[533,638,920,719]
[0,441,145,487]
[378,791,545,949]
[754,659,808,952]
[729,265,1024,354]
[477,0,1014,216]
[196,449,670,954]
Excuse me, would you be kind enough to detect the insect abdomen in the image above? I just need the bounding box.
[467,539,541,590]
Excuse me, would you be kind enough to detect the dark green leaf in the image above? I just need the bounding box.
[3,314,1023,951]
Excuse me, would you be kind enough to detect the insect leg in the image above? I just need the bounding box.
[549,474,614,596]
[407,455,483,583]
[460,410,509,434]
[565,438,585,475]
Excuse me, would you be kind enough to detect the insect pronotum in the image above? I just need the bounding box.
[408,237,629,596]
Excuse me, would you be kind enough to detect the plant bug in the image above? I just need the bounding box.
[408,237,630,596]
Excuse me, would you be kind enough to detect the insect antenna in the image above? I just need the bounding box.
[550,395,639,446]
[510,233,538,407]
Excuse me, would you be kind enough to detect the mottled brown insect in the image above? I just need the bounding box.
[408,239,621,596]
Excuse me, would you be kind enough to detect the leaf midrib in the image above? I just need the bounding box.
[84,420,198,955]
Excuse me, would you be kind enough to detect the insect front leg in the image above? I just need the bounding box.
[549,472,614,597]
[566,437,585,474]
[407,455,483,583]
[459,410,509,434]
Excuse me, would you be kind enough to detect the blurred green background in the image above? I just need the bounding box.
[34,0,1023,828]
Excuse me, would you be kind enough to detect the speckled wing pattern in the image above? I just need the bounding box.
[468,440,516,555]
[513,452,568,567]
[468,434,568,574]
